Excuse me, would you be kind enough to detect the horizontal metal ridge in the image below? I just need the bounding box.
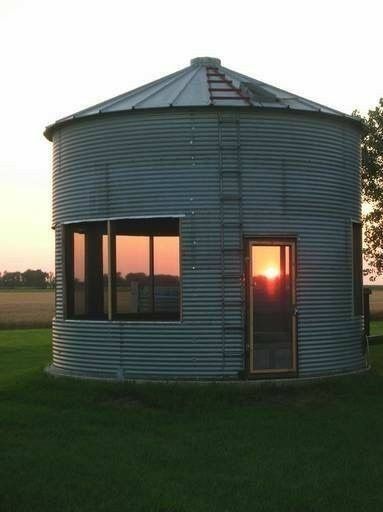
[222,247,242,252]
[221,194,242,201]
[219,144,241,150]
[222,272,242,279]
[224,323,244,331]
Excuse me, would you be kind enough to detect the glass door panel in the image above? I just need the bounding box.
[249,241,296,373]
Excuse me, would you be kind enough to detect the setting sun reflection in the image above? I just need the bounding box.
[264,266,279,279]
[252,246,280,278]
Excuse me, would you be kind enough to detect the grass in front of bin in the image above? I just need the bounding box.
[1,329,383,512]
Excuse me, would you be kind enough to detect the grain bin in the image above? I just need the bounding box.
[44,57,365,380]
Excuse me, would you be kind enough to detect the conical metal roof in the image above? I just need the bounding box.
[45,57,354,140]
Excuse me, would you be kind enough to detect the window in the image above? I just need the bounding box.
[65,218,180,321]
[352,222,363,316]
[65,222,108,319]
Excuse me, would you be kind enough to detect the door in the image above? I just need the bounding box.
[248,239,297,374]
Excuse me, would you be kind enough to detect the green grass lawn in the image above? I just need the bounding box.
[1,330,383,511]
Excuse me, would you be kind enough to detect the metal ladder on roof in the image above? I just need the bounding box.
[217,110,245,374]
[206,66,251,105]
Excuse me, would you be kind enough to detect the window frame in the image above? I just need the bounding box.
[63,217,182,323]
[64,221,109,321]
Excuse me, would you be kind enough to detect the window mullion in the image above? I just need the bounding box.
[107,220,112,321]
[108,220,117,320]
[150,235,155,314]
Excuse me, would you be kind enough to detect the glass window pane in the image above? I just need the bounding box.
[67,222,108,320]
[103,234,109,316]
[285,246,290,276]
[251,244,292,370]
[73,232,85,316]
[154,236,180,315]
[116,235,150,314]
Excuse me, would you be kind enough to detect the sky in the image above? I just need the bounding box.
[0,0,382,276]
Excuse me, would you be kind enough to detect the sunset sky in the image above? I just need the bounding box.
[73,235,180,281]
[0,0,382,278]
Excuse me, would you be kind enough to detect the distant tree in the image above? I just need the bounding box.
[21,269,49,288]
[1,271,22,288]
[116,272,126,286]
[46,272,56,289]
[125,272,148,285]
[354,99,383,280]
[153,274,179,286]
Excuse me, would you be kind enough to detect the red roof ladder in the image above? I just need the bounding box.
[206,66,252,105]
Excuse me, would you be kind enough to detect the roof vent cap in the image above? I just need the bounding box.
[191,57,221,67]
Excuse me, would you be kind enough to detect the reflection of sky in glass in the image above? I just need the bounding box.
[116,236,149,276]
[252,245,290,278]
[252,246,280,277]
[74,234,180,282]
[74,233,85,282]
[154,237,179,276]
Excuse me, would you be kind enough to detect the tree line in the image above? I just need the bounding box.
[354,98,383,280]
[0,270,55,289]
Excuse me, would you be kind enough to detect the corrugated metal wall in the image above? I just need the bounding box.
[51,108,364,379]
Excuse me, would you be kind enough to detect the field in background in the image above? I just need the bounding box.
[0,289,54,329]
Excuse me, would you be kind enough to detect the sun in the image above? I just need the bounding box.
[264,266,279,279]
